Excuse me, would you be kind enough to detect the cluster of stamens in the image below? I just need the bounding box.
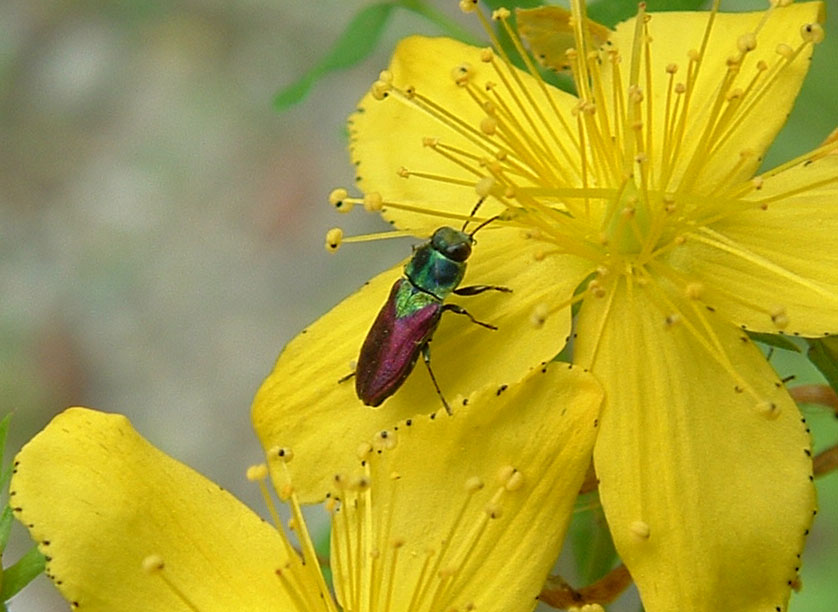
[323,0,835,422]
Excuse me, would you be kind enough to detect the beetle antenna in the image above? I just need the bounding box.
[461,197,486,232]
[468,214,500,238]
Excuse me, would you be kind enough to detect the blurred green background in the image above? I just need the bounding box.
[1,0,836,609]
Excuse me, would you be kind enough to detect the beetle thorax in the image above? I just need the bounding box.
[405,228,471,299]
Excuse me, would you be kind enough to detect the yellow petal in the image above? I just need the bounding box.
[331,363,603,612]
[11,407,296,611]
[606,2,824,191]
[574,277,815,612]
[517,6,611,72]
[350,35,581,233]
[253,227,592,501]
[670,154,838,335]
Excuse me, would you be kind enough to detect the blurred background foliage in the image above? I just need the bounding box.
[0,0,836,609]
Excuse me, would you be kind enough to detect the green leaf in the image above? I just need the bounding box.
[570,502,618,584]
[482,0,543,9]
[0,545,46,602]
[274,2,399,110]
[746,331,802,353]
[807,337,838,393]
[0,507,12,553]
[589,0,707,28]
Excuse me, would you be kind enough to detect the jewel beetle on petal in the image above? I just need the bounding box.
[342,201,510,414]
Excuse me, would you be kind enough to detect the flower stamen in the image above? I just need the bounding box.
[142,555,202,612]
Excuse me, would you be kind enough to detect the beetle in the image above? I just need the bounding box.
[343,201,510,414]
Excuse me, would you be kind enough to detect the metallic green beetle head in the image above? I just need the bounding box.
[431,226,472,262]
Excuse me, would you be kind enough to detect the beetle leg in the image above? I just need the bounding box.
[453,284,512,296]
[421,344,452,415]
[442,303,498,330]
[338,371,355,384]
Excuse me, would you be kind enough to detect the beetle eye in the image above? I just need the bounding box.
[445,241,471,262]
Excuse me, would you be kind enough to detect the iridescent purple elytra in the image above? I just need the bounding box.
[350,224,510,414]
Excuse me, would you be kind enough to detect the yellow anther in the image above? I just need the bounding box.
[475,176,495,198]
[485,502,503,519]
[279,483,293,501]
[756,60,768,72]
[329,188,348,206]
[363,191,383,212]
[350,476,370,492]
[373,429,398,451]
[630,520,651,540]
[737,32,757,53]
[397,166,410,178]
[273,446,295,462]
[530,303,549,328]
[674,82,686,94]
[685,282,704,300]
[480,116,498,136]
[378,69,393,83]
[356,441,373,459]
[325,227,343,253]
[801,23,825,44]
[756,400,781,420]
[451,63,473,86]
[465,476,485,493]
[496,465,517,486]
[142,554,165,574]
[391,537,406,549]
[588,279,606,298]
[438,566,457,579]
[329,187,352,213]
[491,7,510,20]
[459,0,477,13]
[422,137,439,147]
[770,306,790,329]
[246,464,268,481]
[666,63,678,74]
[484,159,502,174]
[776,43,794,59]
[726,88,744,101]
[752,176,765,191]
[665,313,681,327]
[324,497,338,513]
[504,470,524,492]
[371,79,391,100]
[480,47,494,63]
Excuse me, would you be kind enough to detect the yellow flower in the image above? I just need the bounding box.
[11,364,601,611]
[254,1,838,610]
